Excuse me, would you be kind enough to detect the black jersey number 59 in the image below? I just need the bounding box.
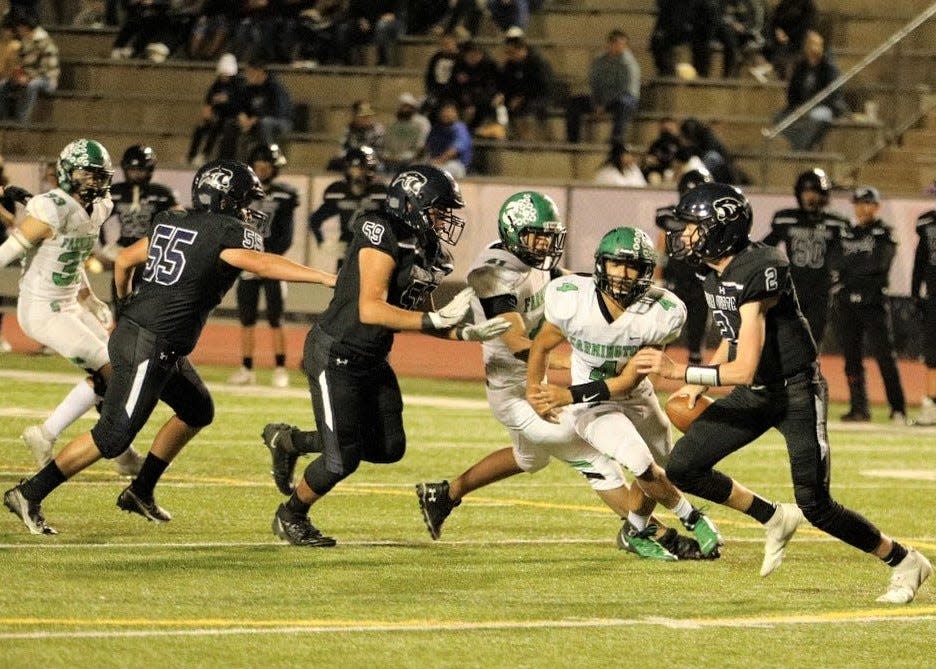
[142,223,198,286]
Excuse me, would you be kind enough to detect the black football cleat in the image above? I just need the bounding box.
[3,484,57,535]
[271,504,336,547]
[117,486,172,522]
[262,423,300,496]
[657,527,720,560]
[415,481,460,540]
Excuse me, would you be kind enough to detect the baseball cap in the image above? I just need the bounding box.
[852,186,881,204]
[216,53,237,76]
[354,102,375,118]
[505,26,525,39]
[398,92,419,108]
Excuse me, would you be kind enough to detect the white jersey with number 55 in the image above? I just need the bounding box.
[18,188,113,303]
[544,274,686,386]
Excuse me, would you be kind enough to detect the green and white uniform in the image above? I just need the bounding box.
[544,274,685,476]
[467,242,628,490]
[16,189,113,369]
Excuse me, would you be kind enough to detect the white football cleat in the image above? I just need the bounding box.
[21,425,54,467]
[113,447,145,477]
[0,337,12,353]
[916,397,936,426]
[761,503,804,577]
[877,548,933,604]
[272,366,289,389]
[228,366,256,385]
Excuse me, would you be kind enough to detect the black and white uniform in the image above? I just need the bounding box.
[91,210,263,458]
[666,243,884,553]
[235,181,297,327]
[912,210,936,368]
[103,180,179,299]
[307,179,388,246]
[829,218,905,415]
[763,207,848,347]
[300,211,452,495]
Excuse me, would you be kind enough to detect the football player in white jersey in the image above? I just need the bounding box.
[416,193,712,560]
[0,139,142,475]
[524,226,723,558]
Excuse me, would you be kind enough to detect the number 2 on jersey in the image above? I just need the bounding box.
[142,224,198,286]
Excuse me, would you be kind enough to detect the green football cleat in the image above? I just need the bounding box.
[682,508,723,557]
[616,522,678,561]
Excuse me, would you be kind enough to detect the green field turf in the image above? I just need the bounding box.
[0,354,933,668]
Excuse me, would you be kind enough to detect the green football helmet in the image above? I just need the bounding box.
[57,138,114,204]
[497,191,566,270]
[594,226,657,307]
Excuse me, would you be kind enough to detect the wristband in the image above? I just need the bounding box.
[421,312,440,332]
[685,365,720,387]
[454,324,467,340]
[568,380,611,404]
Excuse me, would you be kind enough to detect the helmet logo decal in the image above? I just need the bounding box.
[713,197,744,223]
[196,166,233,199]
[391,171,428,198]
[502,193,537,228]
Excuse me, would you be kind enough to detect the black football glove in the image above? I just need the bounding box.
[3,185,33,205]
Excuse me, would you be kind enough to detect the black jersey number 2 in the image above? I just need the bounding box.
[142,224,198,286]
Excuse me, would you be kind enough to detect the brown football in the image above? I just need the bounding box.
[665,394,714,433]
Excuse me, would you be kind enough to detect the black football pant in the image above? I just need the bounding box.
[236,277,284,327]
[666,368,882,553]
[834,298,905,414]
[798,293,829,352]
[300,326,406,496]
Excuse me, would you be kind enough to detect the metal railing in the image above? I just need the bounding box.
[759,2,936,188]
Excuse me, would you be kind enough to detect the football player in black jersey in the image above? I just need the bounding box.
[101,145,181,301]
[634,182,932,603]
[229,144,298,388]
[655,168,713,364]
[912,208,936,425]
[762,168,849,349]
[829,187,907,424]
[308,146,388,270]
[3,160,336,536]
[262,164,510,547]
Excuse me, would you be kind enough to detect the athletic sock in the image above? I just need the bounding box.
[284,493,311,517]
[19,461,67,502]
[882,542,909,567]
[746,495,778,524]
[274,354,286,367]
[293,429,323,454]
[242,357,253,370]
[129,452,170,499]
[42,381,97,439]
[627,512,649,532]
[671,496,695,522]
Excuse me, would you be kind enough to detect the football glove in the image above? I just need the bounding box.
[425,286,474,330]
[458,316,511,341]
[79,292,114,330]
[3,185,33,205]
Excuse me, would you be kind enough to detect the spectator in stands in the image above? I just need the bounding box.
[219,58,294,162]
[650,0,715,78]
[762,0,816,80]
[4,1,38,25]
[293,0,346,67]
[187,53,242,166]
[425,99,473,178]
[341,0,403,66]
[593,142,646,187]
[679,117,737,183]
[0,10,58,125]
[487,0,544,34]
[187,0,235,60]
[383,92,430,173]
[109,0,174,62]
[497,33,553,140]
[565,29,640,144]
[713,0,766,78]
[642,116,682,185]
[777,30,849,151]
[327,100,387,171]
[0,16,21,80]
[423,32,459,116]
[402,0,451,36]
[441,0,483,38]
[72,2,108,27]
[451,40,500,133]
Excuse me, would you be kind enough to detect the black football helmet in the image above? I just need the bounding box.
[677,168,713,197]
[665,182,752,263]
[385,164,465,245]
[120,144,156,185]
[191,159,267,228]
[344,146,378,185]
[248,143,287,181]
[794,167,830,211]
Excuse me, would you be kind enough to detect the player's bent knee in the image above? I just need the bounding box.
[90,419,135,459]
[370,433,406,464]
[176,395,214,429]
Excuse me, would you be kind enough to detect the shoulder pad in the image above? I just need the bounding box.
[545,274,589,323]
[771,208,801,225]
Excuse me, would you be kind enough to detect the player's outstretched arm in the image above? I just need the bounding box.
[220,248,337,287]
